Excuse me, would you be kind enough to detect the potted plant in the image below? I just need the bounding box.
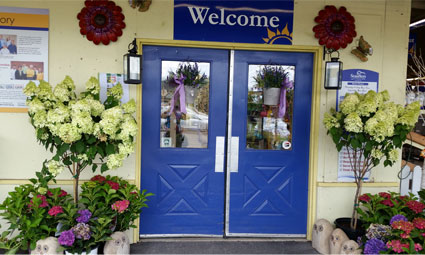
[356,192,425,254]
[80,175,152,230]
[323,90,421,239]
[253,65,289,105]
[57,206,111,255]
[0,164,73,254]
[23,76,138,202]
[167,62,208,104]
[79,175,152,254]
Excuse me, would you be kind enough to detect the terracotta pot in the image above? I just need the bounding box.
[334,217,366,241]
[263,87,281,105]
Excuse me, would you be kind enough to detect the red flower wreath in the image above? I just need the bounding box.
[313,6,356,51]
[77,0,126,45]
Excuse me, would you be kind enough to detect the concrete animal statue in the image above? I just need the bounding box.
[312,218,334,254]
[340,240,362,254]
[30,237,60,255]
[104,231,130,255]
[329,228,349,254]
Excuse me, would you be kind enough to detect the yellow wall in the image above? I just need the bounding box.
[0,0,411,241]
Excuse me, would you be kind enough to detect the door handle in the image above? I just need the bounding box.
[215,136,225,172]
[230,136,239,173]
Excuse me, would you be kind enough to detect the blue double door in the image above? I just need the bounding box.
[140,45,313,236]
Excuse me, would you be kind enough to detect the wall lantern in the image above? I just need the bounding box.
[324,51,343,90]
[123,39,142,84]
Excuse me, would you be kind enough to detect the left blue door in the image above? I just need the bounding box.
[140,46,229,235]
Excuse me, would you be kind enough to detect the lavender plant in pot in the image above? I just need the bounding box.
[253,65,289,106]
[323,90,420,240]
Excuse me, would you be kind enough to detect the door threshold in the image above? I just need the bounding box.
[139,237,308,242]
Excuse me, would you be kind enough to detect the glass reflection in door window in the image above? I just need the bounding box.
[160,61,210,148]
[246,65,295,150]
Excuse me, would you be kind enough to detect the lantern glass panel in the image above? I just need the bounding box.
[123,55,128,80]
[129,55,140,80]
[325,61,342,89]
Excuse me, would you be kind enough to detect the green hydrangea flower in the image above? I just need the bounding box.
[106,153,126,169]
[122,99,136,114]
[23,81,39,97]
[46,159,64,176]
[388,149,399,163]
[107,83,123,100]
[85,77,100,95]
[340,93,360,115]
[344,112,363,133]
[37,187,47,195]
[323,112,340,130]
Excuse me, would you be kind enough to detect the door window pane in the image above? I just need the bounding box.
[160,61,210,148]
[246,65,295,150]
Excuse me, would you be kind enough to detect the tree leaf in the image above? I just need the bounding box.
[75,140,85,154]
[101,164,108,173]
[105,144,115,155]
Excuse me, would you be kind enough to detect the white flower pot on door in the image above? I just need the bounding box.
[263,87,281,105]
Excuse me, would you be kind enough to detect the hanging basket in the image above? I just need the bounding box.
[263,87,281,105]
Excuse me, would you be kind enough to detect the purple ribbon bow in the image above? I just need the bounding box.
[278,78,293,118]
[168,75,187,116]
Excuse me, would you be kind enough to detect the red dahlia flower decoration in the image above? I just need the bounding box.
[312,5,356,50]
[77,0,126,45]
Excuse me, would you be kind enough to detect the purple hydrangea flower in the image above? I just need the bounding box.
[364,238,387,254]
[76,209,92,223]
[390,214,408,225]
[72,223,91,240]
[58,230,75,246]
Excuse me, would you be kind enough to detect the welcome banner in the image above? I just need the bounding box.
[174,0,294,45]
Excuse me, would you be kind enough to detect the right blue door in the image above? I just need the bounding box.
[228,50,314,235]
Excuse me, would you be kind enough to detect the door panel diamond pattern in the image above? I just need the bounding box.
[252,200,283,216]
[169,164,198,181]
[167,198,198,215]
[157,174,174,204]
[277,175,294,208]
[243,176,260,207]
[192,175,209,205]
[255,166,285,183]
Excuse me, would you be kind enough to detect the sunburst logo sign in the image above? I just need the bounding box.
[263,24,292,44]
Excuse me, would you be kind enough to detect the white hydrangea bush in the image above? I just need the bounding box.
[323,90,420,168]
[24,76,137,180]
[323,90,421,229]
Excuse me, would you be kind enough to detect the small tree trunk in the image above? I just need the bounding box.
[72,163,80,203]
[351,180,363,229]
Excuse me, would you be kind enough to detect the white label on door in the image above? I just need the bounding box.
[161,137,172,147]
